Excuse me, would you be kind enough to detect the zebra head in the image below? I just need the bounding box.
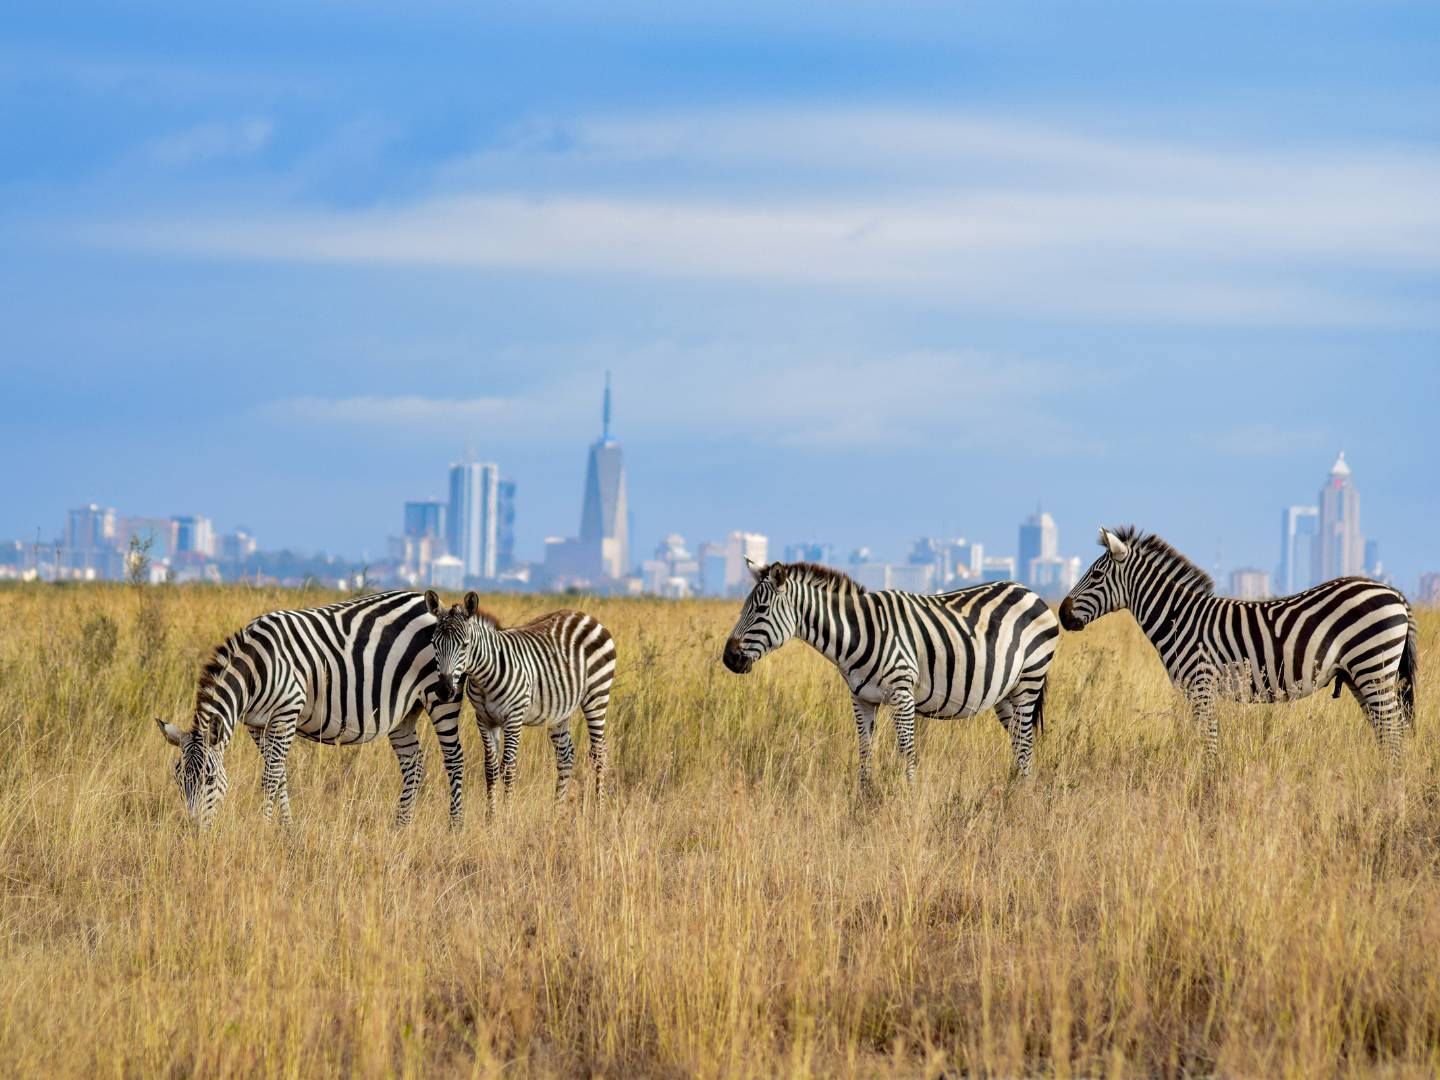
[425,588,479,701]
[1059,526,1133,631]
[155,717,229,827]
[723,560,800,674]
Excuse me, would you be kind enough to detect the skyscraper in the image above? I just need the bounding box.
[448,461,500,580]
[1316,451,1363,580]
[1018,508,1058,587]
[578,373,629,581]
[1278,505,1319,593]
[496,481,517,573]
[404,500,447,544]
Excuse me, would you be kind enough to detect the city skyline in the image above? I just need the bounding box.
[9,443,1430,602]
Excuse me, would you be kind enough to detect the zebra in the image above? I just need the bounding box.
[154,590,466,828]
[1059,525,1419,764]
[722,561,1061,788]
[426,590,616,810]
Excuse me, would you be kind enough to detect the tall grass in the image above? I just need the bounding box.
[1,584,1437,1077]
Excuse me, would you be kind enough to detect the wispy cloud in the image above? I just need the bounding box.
[148,118,273,165]
[86,107,1440,327]
[255,347,1109,457]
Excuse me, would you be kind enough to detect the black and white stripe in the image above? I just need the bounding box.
[155,590,465,827]
[428,591,616,810]
[722,561,1061,787]
[1060,525,1419,763]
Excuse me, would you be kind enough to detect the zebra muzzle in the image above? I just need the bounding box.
[722,639,753,674]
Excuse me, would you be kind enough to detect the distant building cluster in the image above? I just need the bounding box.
[6,412,1435,607]
[0,505,262,585]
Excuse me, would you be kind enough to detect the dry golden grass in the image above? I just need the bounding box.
[1,584,1438,1078]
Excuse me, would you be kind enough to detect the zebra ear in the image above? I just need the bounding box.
[746,557,764,583]
[463,591,482,618]
[424,589,442,617]
[769,563,789,587]
[155,717,185,747]
[1100,527,1130,562]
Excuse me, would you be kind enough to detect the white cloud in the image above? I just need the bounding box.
[149,118,273,165]
[91,107,1440,327]
[255,347,1109,458]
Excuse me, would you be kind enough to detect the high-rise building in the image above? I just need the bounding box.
[66,504,116,552]
[785,542,837,565]
[1229,568,1272,600]
[1364,539,1382,579]
[219,529,257,562]
[404,500,447,544]
[448,462,500,580]
[1316,452,1363,580]
[1018,509,1058,587]
[172,515,214,557]
[1278,505,1319,593]
[724,531,768,594]
[578,374,629,581]
[1029,556,1081,596]
[947,538,984,581]
[497,481,517,573]
[699,542,729,597]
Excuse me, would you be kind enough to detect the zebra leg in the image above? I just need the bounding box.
[549,723,577,806]
[851,696,877,794]
[499,705,527,799]
[581,688,610,799]
[479,724,501,818]
[1359,678,1404,767]
[247,726,272,816]
[1188,669,1220,766]
[1002,693,1037,778]
[889,687,918,783]
[259,715,297,825]
[428,701,466,828]
[388,719,426,827]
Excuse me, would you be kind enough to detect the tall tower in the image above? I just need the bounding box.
[1315,451,1363,580]
[1278,505,1318,593]
[578,372,629,581]
[1017,507,1057,587]
[448,461,500,580]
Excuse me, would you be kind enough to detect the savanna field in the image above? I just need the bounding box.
[2,585,1438,1078]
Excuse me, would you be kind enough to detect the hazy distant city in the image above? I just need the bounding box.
[6,377,1435,606]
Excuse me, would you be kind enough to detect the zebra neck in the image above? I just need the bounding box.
[1131,584,1208,663]
[195,645,249,748]
[466,630,505,681]
[790,582,865,667]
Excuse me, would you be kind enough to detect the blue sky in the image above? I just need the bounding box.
[3,2,1437,585]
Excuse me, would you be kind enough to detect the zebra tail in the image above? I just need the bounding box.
[1032,679,1047,739]
[1400,608,1418,730]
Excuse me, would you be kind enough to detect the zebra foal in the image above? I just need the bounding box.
[155,591,466,828]
[426,591,615,810]
[1060,525,1418,764]
[722,561,1060,788]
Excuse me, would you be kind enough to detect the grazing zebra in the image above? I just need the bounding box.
[722,561,1061,787]
[1060,525,1419,763]
[155,591,466,828]
[426,590,615,810]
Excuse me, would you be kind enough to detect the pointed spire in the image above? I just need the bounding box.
[1330,450,1351,477]
[603,370,612,440]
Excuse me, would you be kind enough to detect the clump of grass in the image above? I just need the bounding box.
[0,585,1435,1077]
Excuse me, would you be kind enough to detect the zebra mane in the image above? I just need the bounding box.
[776,561,866,593]
[1110,525,1215,595]
[192,636,243,744]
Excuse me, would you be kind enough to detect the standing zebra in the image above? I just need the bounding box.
[1059,526,1419,763]
[155,591,466,827]
[722,561,1061,787]
[426,591,615,810]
